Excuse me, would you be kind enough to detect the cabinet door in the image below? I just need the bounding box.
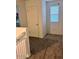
[27,6,39,37]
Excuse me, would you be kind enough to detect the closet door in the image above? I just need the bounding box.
[26,5,39,37]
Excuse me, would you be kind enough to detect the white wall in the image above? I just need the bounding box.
[41,0,47,37]
[46,0,63,35]
[16,6,18,13]
[16,0,28,27]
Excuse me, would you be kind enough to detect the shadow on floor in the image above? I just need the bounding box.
[29,34,63,55]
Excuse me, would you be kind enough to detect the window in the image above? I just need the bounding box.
[50,5,59,22]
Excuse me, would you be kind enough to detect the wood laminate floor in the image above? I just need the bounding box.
[27,34,63,59]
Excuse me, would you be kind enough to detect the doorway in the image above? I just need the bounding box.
[46,1,63,35]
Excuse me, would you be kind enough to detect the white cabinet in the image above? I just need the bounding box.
[16,27,31,59]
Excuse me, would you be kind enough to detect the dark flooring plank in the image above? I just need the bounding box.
[44,46,55,59]
[28,49,46,59]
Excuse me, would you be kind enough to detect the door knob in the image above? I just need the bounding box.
[36,24,39,25]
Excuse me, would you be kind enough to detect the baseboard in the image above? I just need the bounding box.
[29,36,43,39]
[46,33,63,36]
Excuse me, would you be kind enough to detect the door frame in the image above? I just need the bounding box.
[46,1,61,34]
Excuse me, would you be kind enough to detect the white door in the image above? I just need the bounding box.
[46,2,61,34]
[26,6,39,37]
